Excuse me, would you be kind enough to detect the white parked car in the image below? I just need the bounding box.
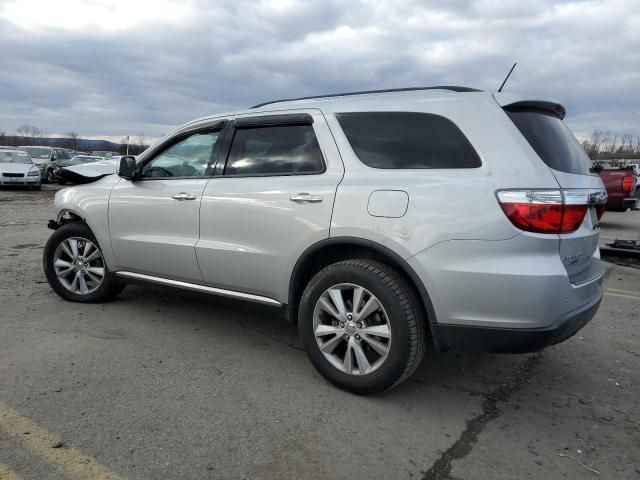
[0,149,42,189]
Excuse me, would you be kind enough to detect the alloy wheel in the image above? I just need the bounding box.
[313,283,392,375]
[53,236,105,295]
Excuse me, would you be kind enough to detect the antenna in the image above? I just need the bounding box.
[498,62,517,92]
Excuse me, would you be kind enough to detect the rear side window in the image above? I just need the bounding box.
[225,125,324,176]
[505,109,593,176]
[336,112,481,169]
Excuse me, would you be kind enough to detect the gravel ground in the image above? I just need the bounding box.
[0,185,638,480]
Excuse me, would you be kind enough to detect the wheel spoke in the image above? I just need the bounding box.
[85,249,101,262]
[360,324,391,339]
[83,241,93,258]
[60,241,73,259]
[68,239,79,257]
[343,338,354,373]
[78,274,89,294]
[362,334,389,356]
[352,286,364,315]
[320,333,344,353]
[86,271,102,284]
[69,271,80,292]
[328,288,347,319]
[318,297,340,320]
[86,266,105,277]
[353,341,371,374]
[315,324,343,337]
[54,258,72,268]
[357,296,380,321]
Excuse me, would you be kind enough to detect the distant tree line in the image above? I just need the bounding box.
[0,125,149,155]
[581,130,640,160]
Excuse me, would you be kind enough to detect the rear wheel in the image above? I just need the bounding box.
[299,260,426,394]
[43,222,124,302]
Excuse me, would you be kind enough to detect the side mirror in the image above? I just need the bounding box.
[118,156,137,179]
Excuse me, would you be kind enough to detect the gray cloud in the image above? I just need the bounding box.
[0,0,638,140]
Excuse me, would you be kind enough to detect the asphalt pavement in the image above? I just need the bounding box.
[0,185,638,479]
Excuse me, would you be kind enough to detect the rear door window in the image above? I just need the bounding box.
[505,108,593,176]
[224,124,325,176]
[336,112,481,169]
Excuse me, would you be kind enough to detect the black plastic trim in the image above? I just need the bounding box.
[234,113,313,128]
[251,86,481,109]
[434,295,602,353]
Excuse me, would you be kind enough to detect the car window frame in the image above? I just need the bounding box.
[135,120,228,181]
[218,114,327,178]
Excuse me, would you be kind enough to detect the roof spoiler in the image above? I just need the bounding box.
[493,93,566,119]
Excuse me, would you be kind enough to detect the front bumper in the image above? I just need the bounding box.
[0,176,41,186]
[434,294,602,353]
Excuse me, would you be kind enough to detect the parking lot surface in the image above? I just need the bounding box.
[1,185,639,479]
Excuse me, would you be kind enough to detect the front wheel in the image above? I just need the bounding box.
[43,222,125,302]
[298,260,426,394]
[46,169,55,183]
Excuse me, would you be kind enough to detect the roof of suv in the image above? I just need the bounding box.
[251,86,482,109]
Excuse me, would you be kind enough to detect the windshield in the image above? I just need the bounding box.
[0,151,33,164]
[505,109,593,176]
[20,147,51,159]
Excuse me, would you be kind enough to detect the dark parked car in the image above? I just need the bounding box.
[598,167,638,212]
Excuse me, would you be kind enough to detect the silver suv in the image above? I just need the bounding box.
[43,87,607,394]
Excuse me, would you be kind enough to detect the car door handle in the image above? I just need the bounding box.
[172,192,196,201]
[290,193,323,203]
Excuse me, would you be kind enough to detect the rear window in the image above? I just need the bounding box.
[505,109,593,176]
[336,112,481,169]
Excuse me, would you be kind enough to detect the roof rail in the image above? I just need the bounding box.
[250,86,481,109]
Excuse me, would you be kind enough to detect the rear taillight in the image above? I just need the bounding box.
[622,176,635,193]
[497,189,605,234]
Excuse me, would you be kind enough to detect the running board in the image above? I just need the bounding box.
[115,271,282,306]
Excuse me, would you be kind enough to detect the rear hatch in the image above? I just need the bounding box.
[499,97,606,284]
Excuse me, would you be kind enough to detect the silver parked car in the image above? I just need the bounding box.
[18,146,71,182]
[43,87,607,394]
[0,149,42,189]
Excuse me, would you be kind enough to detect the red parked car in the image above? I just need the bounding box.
[598,167,638,212]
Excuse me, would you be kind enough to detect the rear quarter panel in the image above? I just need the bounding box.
[326,94,561,258]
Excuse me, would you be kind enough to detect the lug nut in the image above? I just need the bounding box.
[344,334,350,339]
[347,314,353,320]
[339,322,345,328]
[84,263,89,267]
[355,334,361,341]
[356,322,363,328]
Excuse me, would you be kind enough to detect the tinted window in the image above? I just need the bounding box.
[505,109,593,176]
[225,125,324,176]
[140,131,220,178]
[336,112,481,169]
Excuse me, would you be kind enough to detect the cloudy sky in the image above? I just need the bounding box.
[0,0,638,142]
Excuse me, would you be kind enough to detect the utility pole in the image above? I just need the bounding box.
[126,135,130,155]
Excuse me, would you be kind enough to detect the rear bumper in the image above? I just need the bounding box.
[622,197,638,209]
[434,294,602,353]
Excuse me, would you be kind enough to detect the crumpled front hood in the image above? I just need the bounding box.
[57,159,119,184]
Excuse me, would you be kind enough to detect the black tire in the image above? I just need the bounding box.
[46,169,55,183]
[43,222,125,302]
[298,259,426,395]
